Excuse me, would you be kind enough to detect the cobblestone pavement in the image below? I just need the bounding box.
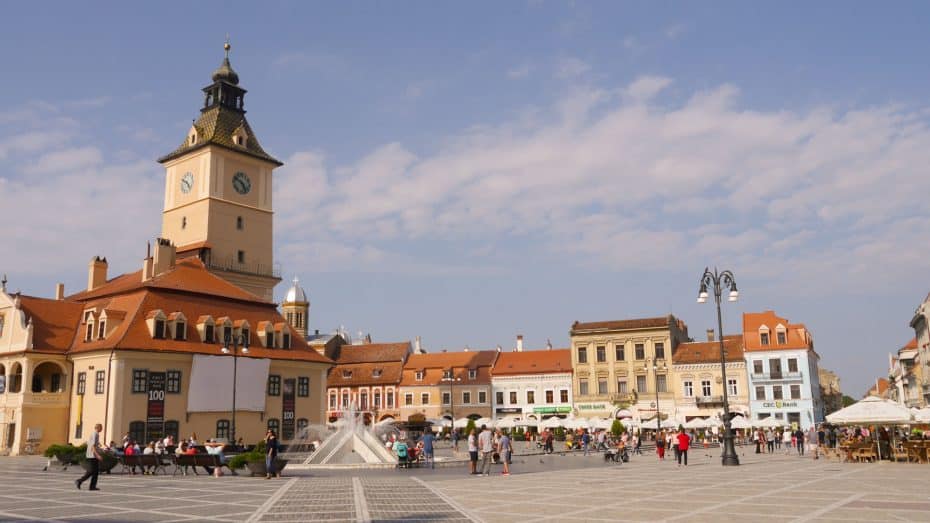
[2,450,929,522]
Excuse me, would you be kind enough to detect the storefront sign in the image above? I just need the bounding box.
[577,403,608,411]
[146,372,165,441]
[761,401,799,409]
[496,407,522,414]
[282,378,296,440]
[533,406,572,414]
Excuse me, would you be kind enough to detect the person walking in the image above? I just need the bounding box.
[676,428,690,467]
[581,429,591,456]
[452,428,459,453]
[782,429,792,455]
[545,429,554,454]
[420,431,435,469]
[656,431,666,460]
[76,423,104,491]
[670,429,680,462]
[633,432,642,455]
[265,429,280,479]
[795,427,805,456]
[766,429,775,453]
[499,430,512,476]
[478,425,494,476]
[467,429,478,474]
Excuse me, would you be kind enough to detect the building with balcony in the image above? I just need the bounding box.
[399,350,498,422]
[743,311,823,430]
[909,295,930,405]
[569,315,689,420]
[491,342,572,423]
[671,330,749,422]
[889,339,923,408]
[325,342,411,423]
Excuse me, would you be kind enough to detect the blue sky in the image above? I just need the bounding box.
[2,2,929,397]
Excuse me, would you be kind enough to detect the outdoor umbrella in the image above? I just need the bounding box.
[729,416,752,430]
[453,417,471,429]
[756,417,785,429]
[825,396,913,425]
[683,418,708,429]
[914,407,930,423]
[495,417,517,429]
[541,417,565,429]
[475,417,493,428]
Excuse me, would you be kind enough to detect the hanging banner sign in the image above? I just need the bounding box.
[282,378,296,440]
[146,372,166,441]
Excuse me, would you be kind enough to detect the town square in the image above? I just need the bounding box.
[2,2,930,522]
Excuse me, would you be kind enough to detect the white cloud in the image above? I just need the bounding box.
[273,75,930,294]
[665,24,686,40]
[555,57,591,79]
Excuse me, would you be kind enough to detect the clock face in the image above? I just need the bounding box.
[180,172,194,194]
[232,171,252,195]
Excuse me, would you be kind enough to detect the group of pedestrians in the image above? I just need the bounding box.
[467,425,512,476]
[654,428,692,466]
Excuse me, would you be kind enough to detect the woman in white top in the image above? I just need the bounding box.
[782,429,792,454]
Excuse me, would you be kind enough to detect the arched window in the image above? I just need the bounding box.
[9,363,23,393]
[128,421,145,444]
[216,419,230,440]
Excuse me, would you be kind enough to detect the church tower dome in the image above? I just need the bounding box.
[282,276,310,337]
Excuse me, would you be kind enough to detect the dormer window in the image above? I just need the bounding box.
[190,133,197,145]
[175,321,186,341]
[167,312,187,341]
[442,369,453,379]
[217,317,233,344]
[241,328,250,344]
[468,369,477,380]
[372,368,383,378]
[760,332,770,346]
[266,331,274,347]
[282,332,291,349]
[97,321,106,340]
[197,316,216,343]
[415,370,425,381]
[154,319,166,339]
[147,310,167,339]
[776,325,787,344]
[342,370,352,379]
[85,322,94,342]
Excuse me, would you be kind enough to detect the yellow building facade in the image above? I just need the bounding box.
[570,316,690,420]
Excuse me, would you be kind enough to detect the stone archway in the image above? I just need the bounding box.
[31,361,66,393]
[8,362,22,393]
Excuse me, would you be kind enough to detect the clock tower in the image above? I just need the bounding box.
[158,41,283,301]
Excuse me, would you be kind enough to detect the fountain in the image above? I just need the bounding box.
[284,403,399,468]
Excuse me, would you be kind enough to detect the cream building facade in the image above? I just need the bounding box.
[399,351,497,422]
[570,316,689,420]
[670,332,750,423]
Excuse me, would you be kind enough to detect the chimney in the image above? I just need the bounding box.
[152,238,176,277]
[315,329,320,335]
[706,329,715,342]
[546,339,552,350]
[87,256,108,291]
[142,242,154,282]
[55,283,65,301]
[516,335,524,352]
[414,336,422,354]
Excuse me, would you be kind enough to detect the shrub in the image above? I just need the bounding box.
[228,440,266,470]
[610,420,625,437]
[44,443,86,464]
[465,419,477,437]
[554,427,565,441]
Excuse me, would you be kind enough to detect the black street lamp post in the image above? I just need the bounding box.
[222,332,249,447]
[653,360,661,436]
[698,267,740,466]
[441,369,462,423]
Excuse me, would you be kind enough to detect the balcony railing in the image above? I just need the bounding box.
[752,371,803,381]
[695,395,725,406]
[205,257,282,278]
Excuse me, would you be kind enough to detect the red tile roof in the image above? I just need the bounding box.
[67,258,269,304]
[492,349,572,376]
[742,311,813,352]
[333,343,410,364]
[326,361,404,387]
[65,260,331,364]
[17,296,84,352]
[904,338,918,350]
[400,350,498,386]
[571,316,677,333]
[673,336,744,364]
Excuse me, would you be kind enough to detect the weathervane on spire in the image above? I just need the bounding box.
[224,34,231,58]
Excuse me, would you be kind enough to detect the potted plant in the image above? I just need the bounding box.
[228,441,288,477]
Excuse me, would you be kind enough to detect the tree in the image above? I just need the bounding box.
[842,395,856,407]
[610,419,625,437]
[465,418,477,437]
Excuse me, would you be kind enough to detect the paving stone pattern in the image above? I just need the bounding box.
[1,451,929,522]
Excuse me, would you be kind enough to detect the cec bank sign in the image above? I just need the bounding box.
[761,401,799,409]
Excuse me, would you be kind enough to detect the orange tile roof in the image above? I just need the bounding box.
[326,361,404,387]
[65,261,331,364]
[742,311,813,352]
[904,338,918,350]
[333,343,411,364]
[492,349,572,376]
[571,316,677,333]
[673,336,744,364]
[400,350,498,386]
[17,296,84,352]
[67,258,269,304]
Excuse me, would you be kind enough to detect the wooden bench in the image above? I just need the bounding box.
[172,454,237,476]
[119,454,168,475]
